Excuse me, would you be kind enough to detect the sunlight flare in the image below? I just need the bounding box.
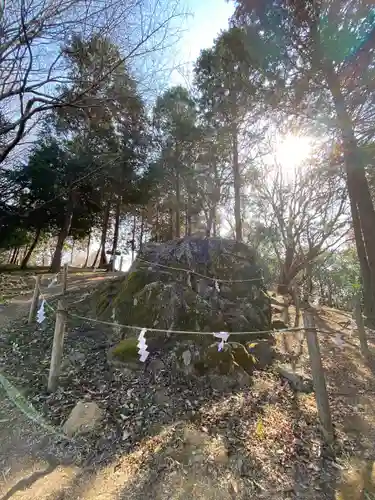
[275,134,312,171]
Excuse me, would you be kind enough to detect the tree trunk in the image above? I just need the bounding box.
[292,286,300,327]
[175,171,181,238]
[327,284,333,307]
[10,247,18,264]
[326,65,375,314]
[91,245,101,268]
[50,209,73,272]
[302,264,313,303]
[232,122,242,242]
[110,199,121,268]
[70,239,75,264]
[131,213,136,263]
[169,208,174,240]
[185,198,192,237]
[350,197,375,321]
[83,231,91,267]
[20,227,41,269]
[206,205,216,237]
[99,202,110,268]
[319,279,324,304]
[139,211,144,252]
[13,247,20,265]
[155,203,160,242]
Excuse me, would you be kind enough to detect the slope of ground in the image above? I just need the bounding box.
[0,278,374,499]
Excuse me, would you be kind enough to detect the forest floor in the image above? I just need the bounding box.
[0,273,375,499]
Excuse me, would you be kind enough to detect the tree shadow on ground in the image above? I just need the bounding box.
[2,307,372,499]
[0,463,57,500]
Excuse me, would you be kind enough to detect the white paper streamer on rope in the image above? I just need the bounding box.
[214,280,220,292]
[213,331,230,351]
[36,300,46,324]
[137,327,149,362]
[187,272,192,288]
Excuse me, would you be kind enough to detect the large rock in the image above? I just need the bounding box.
[95,237,270,332]
[93,237,272,375]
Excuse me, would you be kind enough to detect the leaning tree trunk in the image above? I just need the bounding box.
[232,122,242,242]
[91,245,101,268]
[9,247,18,264]
[13,248,20,265]
[99,202,110,268]
[50,209,73,272]
[20,227,41,269]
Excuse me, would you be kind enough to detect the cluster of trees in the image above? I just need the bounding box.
[2,0,375,315]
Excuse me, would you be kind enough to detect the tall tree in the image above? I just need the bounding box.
[0,0,183,164]
[195,27,265,241]
[153,86,199,239]
[231,0,375,308]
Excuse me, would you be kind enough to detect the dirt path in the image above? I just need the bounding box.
[0,270,123,500]
[0,271,120,328]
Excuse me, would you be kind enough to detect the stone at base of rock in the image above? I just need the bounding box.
[107,338,142,372]
[62,401,103,437]
[247,339,275,369]
[208,367,252,391]
[275,365,313,393]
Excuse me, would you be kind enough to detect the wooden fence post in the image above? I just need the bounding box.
[62,263,68,295]
[120,255,124,272]
[354,294,370,360]
[303,309,334,445]
[47,300,67,392]
[28,275,41,324]
[281,296,290,353]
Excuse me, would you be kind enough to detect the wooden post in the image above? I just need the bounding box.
[281,296,290,353]
[120,255,124,272]
[354,294,370,359]
[48,300,67,392]
[112,256,116,272]
[28,275,41,324]
[62,263,68,295]
[303,309,334,444]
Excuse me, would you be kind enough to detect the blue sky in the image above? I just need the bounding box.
[169,0,234,86]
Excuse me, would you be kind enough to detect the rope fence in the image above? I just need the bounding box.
[137,258,264,284]
[19,262,373,445]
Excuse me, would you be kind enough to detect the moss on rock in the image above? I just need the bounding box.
[90,237,273,377]
[199,342,256,375]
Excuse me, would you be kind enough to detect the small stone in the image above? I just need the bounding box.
[182,350,192,366]
[183,427,208,447]
[122,430,130,440]
[62,401,103,437]
[69,351,85,364]
[148,358,164,374]
[154,388,170,405]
